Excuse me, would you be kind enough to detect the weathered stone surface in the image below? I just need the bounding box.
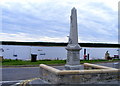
[65,65,82,70]
[65,7,82,70]
[84,63,118,70]
[40,63,120,84]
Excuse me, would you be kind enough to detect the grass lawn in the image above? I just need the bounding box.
[1,59,120,66]
[2,59,66,66]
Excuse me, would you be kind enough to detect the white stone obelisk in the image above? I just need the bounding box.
[65,7,82,70]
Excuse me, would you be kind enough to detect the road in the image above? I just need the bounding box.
[1,62,120,85]
[2,67,40,85]
[1,66,65,85]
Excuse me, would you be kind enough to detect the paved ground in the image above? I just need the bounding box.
[2,67,40,85]
[1,62,120,85]
[97,62,120,68]
[29,79,120,85]
[2,67,39,81]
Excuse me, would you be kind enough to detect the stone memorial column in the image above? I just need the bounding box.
[65,7,82,70]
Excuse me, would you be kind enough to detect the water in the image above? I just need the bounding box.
[0,45,119,60]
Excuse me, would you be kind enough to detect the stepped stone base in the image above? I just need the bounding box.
[65,65,82,70]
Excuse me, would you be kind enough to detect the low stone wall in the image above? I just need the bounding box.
[40,63,120,84]
[84,63,117,70]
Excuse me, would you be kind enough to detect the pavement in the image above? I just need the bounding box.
[1,80,24,86]
[29,79,120,85]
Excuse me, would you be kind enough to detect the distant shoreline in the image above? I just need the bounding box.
[1,41,120,48]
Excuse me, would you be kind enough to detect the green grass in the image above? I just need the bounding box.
[2,59,120,66]
[2,59,66,66]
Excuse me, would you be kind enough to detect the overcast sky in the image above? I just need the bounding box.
[0,0,119,43]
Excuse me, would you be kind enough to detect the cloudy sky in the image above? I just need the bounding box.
[0,0,119,43]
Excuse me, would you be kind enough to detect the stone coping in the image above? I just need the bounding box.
[84,63,117,70]
[40,64,60,74]
[40,63,119,75]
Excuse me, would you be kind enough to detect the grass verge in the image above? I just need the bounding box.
[1,59,120,66]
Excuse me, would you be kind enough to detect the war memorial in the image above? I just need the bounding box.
[38,8,120,84]
[18,8,120,85]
